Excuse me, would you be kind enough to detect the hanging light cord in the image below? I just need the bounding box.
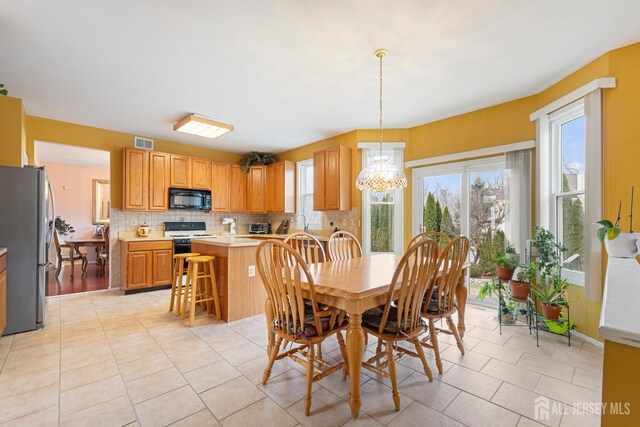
[378,51,384,156]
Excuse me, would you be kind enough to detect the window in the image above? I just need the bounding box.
[296,159,322,230]
[361,144,404,255]
[549,100,585,283]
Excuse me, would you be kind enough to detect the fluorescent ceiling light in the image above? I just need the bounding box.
[173,114,234,139]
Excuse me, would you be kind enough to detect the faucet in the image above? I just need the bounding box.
[292,213,309,232]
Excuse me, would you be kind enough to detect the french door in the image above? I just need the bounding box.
[412,156,510,302]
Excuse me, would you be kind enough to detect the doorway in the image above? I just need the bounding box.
[35,141,111,296]
[412,156,510,305]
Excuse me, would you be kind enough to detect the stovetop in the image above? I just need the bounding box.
[163,222,215,239]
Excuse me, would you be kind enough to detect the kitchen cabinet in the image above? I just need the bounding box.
[120,240,173,291]
[170,155,191,188]
[149,151,170,210]
[313,145,351,210]
[0,252,6,336]
[123,148,149,210]
[229,164,247,212]
[211,162,231,212]
[266,161,295,213]
[191,158,211,190]
[247,165,267,213]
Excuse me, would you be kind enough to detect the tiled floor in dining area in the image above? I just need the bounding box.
[0,289,603,427]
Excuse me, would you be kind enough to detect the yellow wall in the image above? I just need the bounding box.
[602,340,640,426]
[0,95,26,167]
[25,116,242,209]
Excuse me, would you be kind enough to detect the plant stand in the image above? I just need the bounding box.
[531,296,572,347]
[497,280,536,339]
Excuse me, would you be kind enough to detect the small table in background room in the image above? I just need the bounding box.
[63,238,106,278]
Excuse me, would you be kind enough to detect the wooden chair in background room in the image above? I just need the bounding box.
[327,230,362,261]
[407,231,451,254]
[420,236,470,374]
[53,229,87,279]
[257,240,349,416]
[284,232,327,264]
[361,238,441,410]
[98,225,110,275]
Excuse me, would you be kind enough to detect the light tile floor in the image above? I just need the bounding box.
[0,289,604,427]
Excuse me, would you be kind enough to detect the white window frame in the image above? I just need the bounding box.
[360,143,405,255]
[548,99,586,286]
[296,159,323,231]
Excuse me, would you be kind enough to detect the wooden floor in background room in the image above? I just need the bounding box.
[45,264,109,297]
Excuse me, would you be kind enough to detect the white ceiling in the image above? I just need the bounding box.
[3,1,640,154]
[36,141,110,167]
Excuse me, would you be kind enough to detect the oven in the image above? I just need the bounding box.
[173,238,192,255]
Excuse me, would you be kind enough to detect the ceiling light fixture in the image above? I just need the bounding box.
[356,48,407,194]
[173,114,234,139]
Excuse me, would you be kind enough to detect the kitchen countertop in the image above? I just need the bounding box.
[118,236,174,242]
[0,248,6,257]
[599,257,640,348]
[234,233,330,242]
[191,236,261,248]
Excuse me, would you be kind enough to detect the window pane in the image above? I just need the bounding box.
[370,192,393,203]
[302,195,322,227]
[304,165,314,194]
[561,115,585,192]
[371,204,393,252]
[558,193,585,272]
[422,174,461,235]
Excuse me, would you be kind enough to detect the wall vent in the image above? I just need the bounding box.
[134,137,154,150]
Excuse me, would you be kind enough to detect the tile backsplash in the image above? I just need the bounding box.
[108,208,356,289]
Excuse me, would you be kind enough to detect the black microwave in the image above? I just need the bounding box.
[169,188,211,211]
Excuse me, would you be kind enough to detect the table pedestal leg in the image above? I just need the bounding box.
[455,269,468,338]
[346,313,364,418]
[265,298,274,353]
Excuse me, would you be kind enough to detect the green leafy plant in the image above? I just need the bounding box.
[514,262,536,284]
[532,226,566,285]
[477,277,505,301]
[505,244,517,255]
[51,216,75,236]
[239,151,277,173]
[596,219,620,242]
[0,83,7,96]
[495,253,519,269]
[532,279,569,305]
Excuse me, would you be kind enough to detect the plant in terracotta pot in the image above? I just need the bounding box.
[532,278,569,320]
[495,253,519,281]
[508,262,536,300]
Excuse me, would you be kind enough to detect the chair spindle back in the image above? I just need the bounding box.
[284,232,326,264]
[327,231,363,261]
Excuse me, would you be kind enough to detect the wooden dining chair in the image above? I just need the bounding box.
[420,236,470,374]
[361,238,441,410]
[98,225,110,275]
[407,231,450,254]
[53,229,87,279]
[327,230,362,261]
[284,232,327,264]
[257,240,349,416]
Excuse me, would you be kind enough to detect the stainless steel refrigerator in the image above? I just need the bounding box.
[0,165,53,334]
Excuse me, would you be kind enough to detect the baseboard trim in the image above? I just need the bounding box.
[572,330,604,348]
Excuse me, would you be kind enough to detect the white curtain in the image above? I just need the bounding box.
[505,149,532,260]
[584,89,603,301]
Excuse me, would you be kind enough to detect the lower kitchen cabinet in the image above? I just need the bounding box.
[120,240,173,291]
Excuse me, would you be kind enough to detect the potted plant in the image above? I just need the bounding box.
[239,151,277,173]
[501,300,519,325]
[505,244,519,260]
[0,83,7,96]
[530,226,570,321]
[597,190,640,258]
[477,278,525,324]
[52,216,75,236]
[508,262,536,300]
[495,253,519,281]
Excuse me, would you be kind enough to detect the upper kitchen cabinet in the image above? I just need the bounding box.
[229,164,247,212]
[266,161,295,213]
[313,145,351,211]
[170,155,191,188]
[247,165,267,213]
[149,151,170,210]
[191,158,211,190]
[211,162,231,212]
[123,148,149,210]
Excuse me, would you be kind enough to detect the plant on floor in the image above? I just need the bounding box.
[0,83,7,96]
[52,216,75,236]
[530,226,570,320]
[239,151,277,173]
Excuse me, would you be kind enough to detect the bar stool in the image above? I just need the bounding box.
[169,252,200,316]
[181,255,222,327]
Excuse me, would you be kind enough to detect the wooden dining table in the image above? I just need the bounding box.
[296,253,469,418]
[62,238,106,278]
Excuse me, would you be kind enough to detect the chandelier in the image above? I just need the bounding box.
[355,49,407,193]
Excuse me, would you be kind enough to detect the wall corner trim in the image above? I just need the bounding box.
[529,77,616,121]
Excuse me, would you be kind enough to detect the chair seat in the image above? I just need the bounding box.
[61,253,86,261]
[363,305,416,335]
[274,313,347,338]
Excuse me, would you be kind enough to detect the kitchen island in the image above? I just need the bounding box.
[190,237,265,322]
